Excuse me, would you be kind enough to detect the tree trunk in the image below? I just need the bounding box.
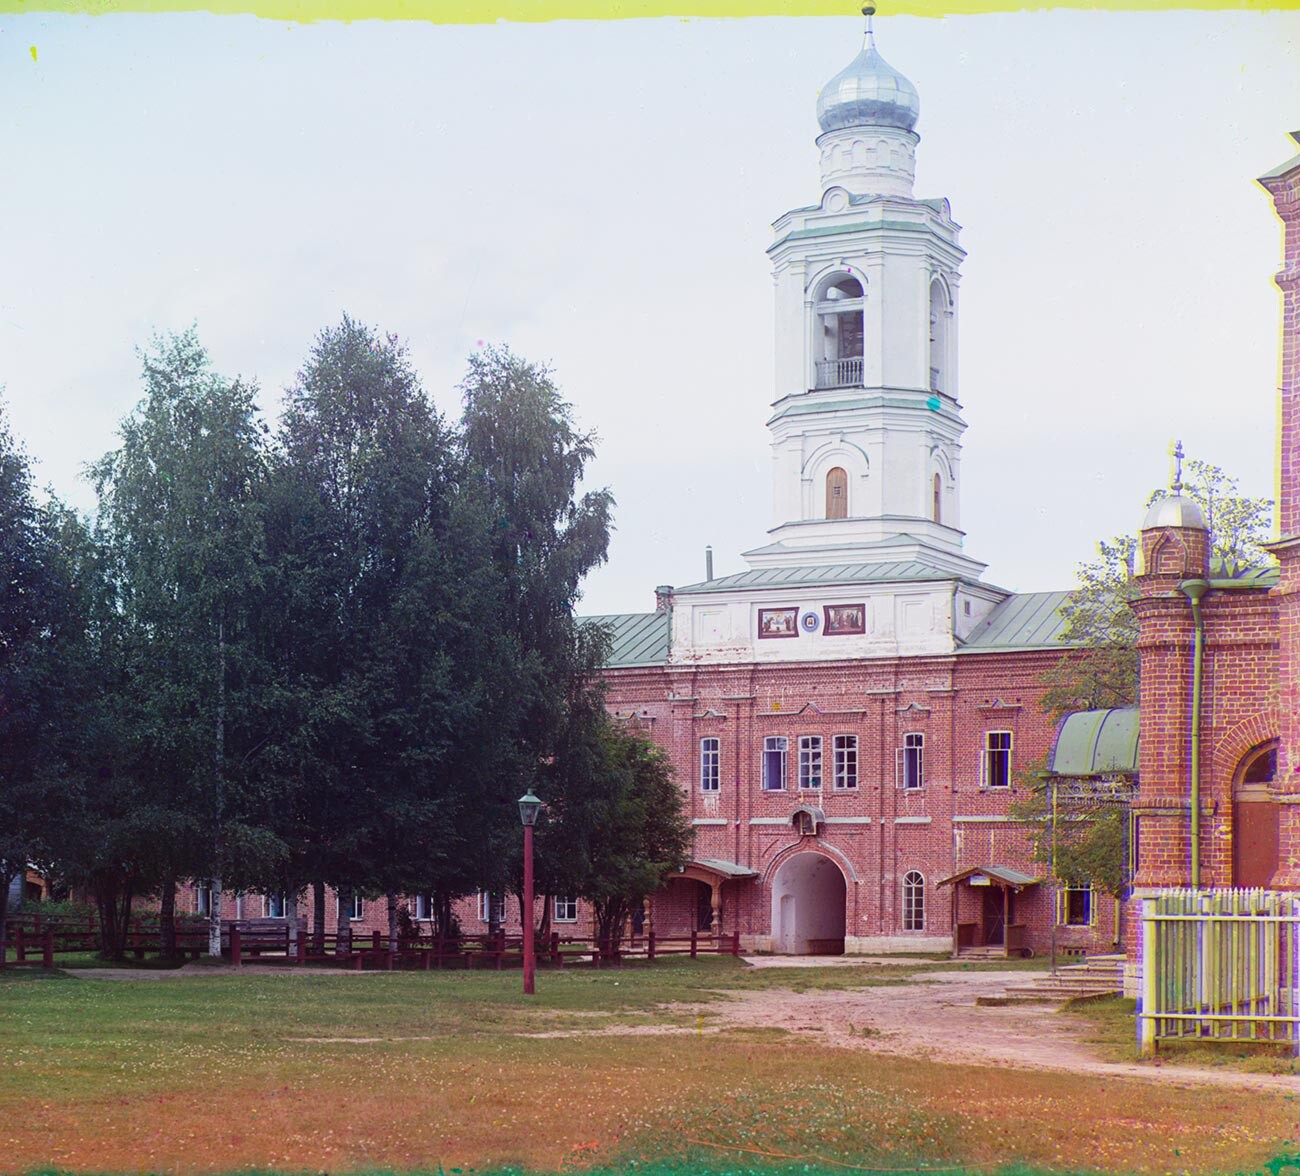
[159,876,176,959]
[93,869,136,960]
[207,878,223,957]
[312,880,326,955]
[538,892,552,943]
[336,883,353,956]
[0,861,15,966]
[387,890,399,962]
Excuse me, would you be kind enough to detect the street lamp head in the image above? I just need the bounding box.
[518,788,542,827]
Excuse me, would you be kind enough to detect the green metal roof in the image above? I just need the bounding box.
[1049,708,1139,777]
[673,560,971,595]
[583,612,669,669]
[959,591,1073,651]
[1208,561,1278,589]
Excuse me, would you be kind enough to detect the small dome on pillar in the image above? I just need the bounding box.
[1141,495,1206,532]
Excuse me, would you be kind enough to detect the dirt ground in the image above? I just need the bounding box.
[706,961,1300,1094]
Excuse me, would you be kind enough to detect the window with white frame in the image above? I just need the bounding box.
[899,732,924,790]
[901,871,925,932]
[700,737,720,792]
[833,735,858,790]
[798,736,823,790]
[195,883,212,918]
[413,894,432,921]
[336,893,363,921]
[553,896,578,923]
[983,731,1013,789]
[762,736,788,791]
[1060,885,1094,926]
[265,892,287,919]
[478,890,493,923]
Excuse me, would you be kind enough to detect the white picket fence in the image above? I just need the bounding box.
[1138,889,1300,1055]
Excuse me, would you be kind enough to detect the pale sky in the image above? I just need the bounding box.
[1,9,1297,614]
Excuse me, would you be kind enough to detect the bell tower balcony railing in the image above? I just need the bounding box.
[814,356,863,389]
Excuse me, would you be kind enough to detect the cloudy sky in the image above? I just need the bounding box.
[1,8,1297,614]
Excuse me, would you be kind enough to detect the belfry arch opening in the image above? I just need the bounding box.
[814,274,864,390]
[929,279,950,394]
[770,852,847,954]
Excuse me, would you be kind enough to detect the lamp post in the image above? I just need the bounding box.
[518,788,541,995]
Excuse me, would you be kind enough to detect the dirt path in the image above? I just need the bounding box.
[695,966,1300,1094]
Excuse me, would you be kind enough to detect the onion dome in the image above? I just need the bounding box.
[816,7,920,134]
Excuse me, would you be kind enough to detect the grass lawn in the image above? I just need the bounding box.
[2,958,1298,1175]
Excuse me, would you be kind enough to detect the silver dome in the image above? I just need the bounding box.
[1141,494,1207,532]
[816,43,920,134]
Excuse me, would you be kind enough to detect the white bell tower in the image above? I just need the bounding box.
[747,8,984,581]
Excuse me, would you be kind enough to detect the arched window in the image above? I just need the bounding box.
[901,871,925,931]
[932,472,942,524]
[929,279,949,394]
[814,275,865,389]
[1234,741,1279,888]
[826,467,848,519]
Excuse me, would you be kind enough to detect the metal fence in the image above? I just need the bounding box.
[1139,889,1300,1055]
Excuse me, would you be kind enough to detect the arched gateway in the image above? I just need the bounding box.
[770,852,847,955]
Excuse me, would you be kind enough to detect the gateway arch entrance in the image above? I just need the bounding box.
[770,852,847,955]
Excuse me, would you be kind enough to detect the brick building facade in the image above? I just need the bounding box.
[1127,135,1300,911]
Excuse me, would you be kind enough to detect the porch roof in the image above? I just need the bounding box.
[683,858,759,881]
[936,865,1040,890]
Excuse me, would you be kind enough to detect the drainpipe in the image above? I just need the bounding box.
[1179,579,1210,889]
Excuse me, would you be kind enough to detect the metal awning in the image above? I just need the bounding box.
[937,865,1040,890]
[677,858,758,882]
[1049,707,1139,777]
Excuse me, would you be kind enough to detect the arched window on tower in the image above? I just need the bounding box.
[814,275,864,389]
[826,467,849,519]
[932,473,942,525]
[929,279,950,394]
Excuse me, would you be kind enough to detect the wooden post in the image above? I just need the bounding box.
[1139,896,1157,1057]
[15,926,25,964]
[1002,885,1010,960]
[647,930,656,962]
[732,930,741,957]
[690,929,698,959]
[296,931,307,964]
[42,929,54,970]
[230,926,242,968]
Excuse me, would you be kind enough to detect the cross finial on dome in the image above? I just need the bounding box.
[863,4,877,50]
[1172,439,1185,495]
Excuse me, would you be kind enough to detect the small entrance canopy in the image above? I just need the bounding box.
[665,859,758,944]
[936,865,1039,890]
[1049,707,1139,777]
[937,866,1039,958]
[680,858,758,883]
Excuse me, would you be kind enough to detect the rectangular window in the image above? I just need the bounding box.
[478,890,493,923]
[833,735,858,790]
[700,737,720,792]
[553,897,578,923]
[762,736,788,791]
[798,736,822,790]
[983,731,1013,789]
[195,883,212,918]
[899,732,924,790]
[265,892,286,920]
[1061,886,1094,927]
[413,894,432,921]
[336,893,363,921]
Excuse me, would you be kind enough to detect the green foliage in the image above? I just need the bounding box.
[1008,761,1126,898]
[1042,459,1274,722]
